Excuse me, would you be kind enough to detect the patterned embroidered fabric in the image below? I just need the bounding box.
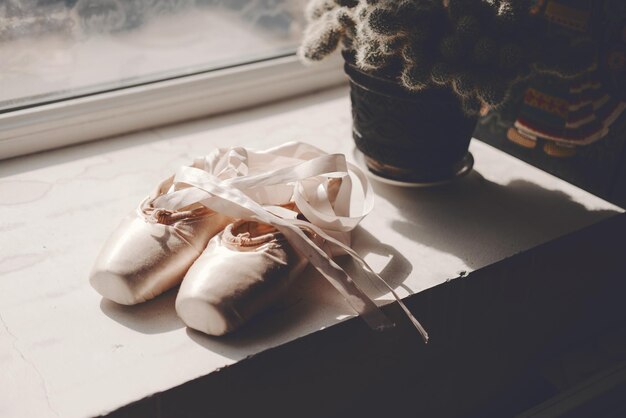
[500,0,626,157]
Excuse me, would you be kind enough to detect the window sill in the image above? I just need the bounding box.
[0,86,622,417]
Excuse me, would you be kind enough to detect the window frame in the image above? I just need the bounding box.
[0,54,345,160]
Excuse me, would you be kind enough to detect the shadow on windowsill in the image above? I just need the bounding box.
[99,288,184,334]
[374,170,620,270]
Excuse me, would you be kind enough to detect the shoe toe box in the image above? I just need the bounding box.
[89,270,149,305]
[175,294,231,336]
[90,213,204,304]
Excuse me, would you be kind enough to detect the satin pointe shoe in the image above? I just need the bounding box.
[90,175,232,305]
[175,220,310,336]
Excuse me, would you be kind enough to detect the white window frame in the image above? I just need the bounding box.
[0,54,346,160]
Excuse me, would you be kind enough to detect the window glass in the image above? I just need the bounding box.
[0,0,306,112]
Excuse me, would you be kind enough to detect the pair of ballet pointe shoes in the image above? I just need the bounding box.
[91,142,429,341]
[91,143,339,336]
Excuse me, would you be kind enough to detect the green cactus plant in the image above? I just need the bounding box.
[299,0,597,115]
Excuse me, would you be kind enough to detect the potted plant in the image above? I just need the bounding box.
[299,0,596,183]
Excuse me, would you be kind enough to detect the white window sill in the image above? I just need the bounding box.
[0,86,622,417]
[0,54,345,160]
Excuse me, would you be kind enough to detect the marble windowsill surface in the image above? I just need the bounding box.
[0,87,622,418]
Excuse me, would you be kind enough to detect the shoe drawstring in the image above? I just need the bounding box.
[147,208,195,225]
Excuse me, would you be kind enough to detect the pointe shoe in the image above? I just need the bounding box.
[175,220,309,336]
[90,175,232,305]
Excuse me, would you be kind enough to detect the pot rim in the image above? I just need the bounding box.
[342,51,463,104]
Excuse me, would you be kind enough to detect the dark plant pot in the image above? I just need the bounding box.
[345,61,478,184]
